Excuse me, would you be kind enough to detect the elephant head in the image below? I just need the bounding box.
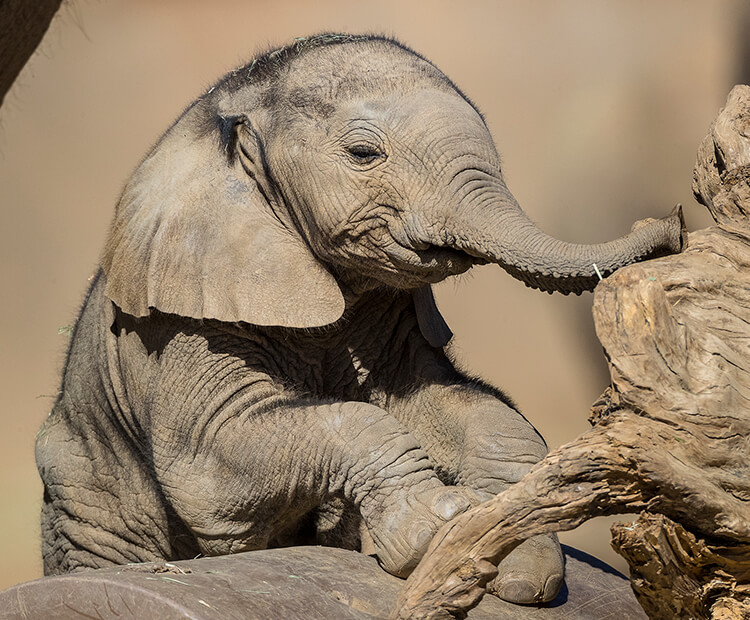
[101,35,685,329]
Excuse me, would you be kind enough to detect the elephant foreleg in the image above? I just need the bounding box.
[388,380,564,603]
[150,397,480,577]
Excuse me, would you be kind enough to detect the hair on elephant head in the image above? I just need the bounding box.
[39,34,685,607]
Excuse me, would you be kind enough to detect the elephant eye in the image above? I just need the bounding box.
[346,144,384,166]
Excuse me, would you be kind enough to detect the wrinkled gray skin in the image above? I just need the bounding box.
[37,35,684,605]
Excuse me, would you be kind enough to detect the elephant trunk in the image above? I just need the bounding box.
[441,187,686,294]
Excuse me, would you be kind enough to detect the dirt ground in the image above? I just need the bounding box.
[0,0,744,593]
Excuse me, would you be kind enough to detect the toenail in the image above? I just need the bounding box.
[434,493,470,520]
[495,576,541,604]
[409,522,433,553]
[543,573,564,601]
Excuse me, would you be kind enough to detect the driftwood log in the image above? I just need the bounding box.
[393,85,750,620]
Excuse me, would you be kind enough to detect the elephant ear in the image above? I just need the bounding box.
[101,113,345,328]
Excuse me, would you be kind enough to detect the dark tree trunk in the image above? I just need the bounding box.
[0,0,63,108]
[392,85,750,620]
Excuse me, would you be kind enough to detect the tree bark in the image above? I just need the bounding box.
[392,85,750,620]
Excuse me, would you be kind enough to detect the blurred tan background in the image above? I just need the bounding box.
[1,0,746,592]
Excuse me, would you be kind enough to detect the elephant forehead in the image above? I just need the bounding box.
[311,89,492,150]
[376,91,500,169]
[387,90,487,133]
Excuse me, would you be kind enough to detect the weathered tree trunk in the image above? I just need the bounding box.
[392,85,750,620]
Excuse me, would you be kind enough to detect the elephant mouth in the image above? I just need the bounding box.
[385,241,481,284]
[386,217,488,275]
[330,219,481,289]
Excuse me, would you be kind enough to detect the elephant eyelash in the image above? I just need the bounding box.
[345,144,385,166]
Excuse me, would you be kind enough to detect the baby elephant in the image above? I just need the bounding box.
[37,34,684,604]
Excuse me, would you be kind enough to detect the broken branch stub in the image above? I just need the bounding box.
[612,513,750,619]
[392,85,750,620]
[693,85,750,225]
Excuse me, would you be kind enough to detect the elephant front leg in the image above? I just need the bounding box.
[152,399,480,577]
[390,383,564,604]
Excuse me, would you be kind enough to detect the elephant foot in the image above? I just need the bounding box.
[365,484,482,579]
[488,533,564,604]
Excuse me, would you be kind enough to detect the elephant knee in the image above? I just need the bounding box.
[457,404,547,492]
